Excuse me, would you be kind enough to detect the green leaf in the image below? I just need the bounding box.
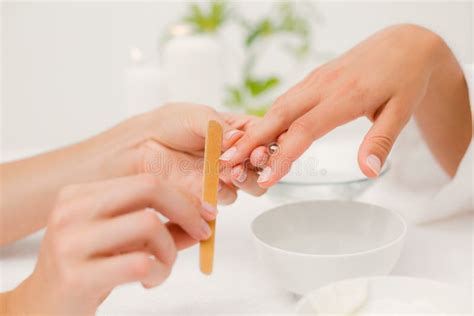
[245,19,274,47]
[244,76,280,97]
[224,86,244,107]
[183,1,229,33]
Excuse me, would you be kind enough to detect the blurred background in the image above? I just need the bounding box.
[1,0,472,157]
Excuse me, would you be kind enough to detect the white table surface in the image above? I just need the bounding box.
[1,190,473,315]
[1,141,473,315]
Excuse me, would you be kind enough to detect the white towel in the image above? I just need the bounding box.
[360,64,473,223]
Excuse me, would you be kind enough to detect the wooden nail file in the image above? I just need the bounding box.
[200,120,223,275]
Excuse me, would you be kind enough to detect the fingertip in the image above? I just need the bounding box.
[219,146,237,163]
[366,154,382,178]
[250,146,269,168]
[231,165,247,183]
[256,166,281,188]
[222,130,244,150]
[358,151,381,179]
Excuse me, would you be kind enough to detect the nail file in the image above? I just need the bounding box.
[200,120,223,275]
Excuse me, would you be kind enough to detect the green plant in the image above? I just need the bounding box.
[225,1,315,116]
[177,1,318,116]
[183,1,229,33]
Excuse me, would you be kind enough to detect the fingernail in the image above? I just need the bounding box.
[220,147,237,161]
[232,167,247,183]
[200,220,212,240]
[202,201,218,217]
[257,166,272,183]
[366,154,381,176]
[224,130,241,141]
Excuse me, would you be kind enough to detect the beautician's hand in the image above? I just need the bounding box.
[220,24,471,186]
[4,175,210,315]
[1,103,265,245]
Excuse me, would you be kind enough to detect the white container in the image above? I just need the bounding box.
[123,48,163,117]
[250,200,407,295]
[295,277,472,314]
[162,34,224,110]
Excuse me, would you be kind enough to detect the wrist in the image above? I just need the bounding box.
[395,24,447,69]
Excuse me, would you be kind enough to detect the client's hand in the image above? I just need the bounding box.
[219,24,470,186]
[4,175,211,315]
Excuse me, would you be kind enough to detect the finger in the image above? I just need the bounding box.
[79,210,177,266]
[185,105,242,151]
[72,174,212,241]
[257,99,361,187]
[217,181,238,205]
[166,222,198,250]
[111,222,198,255]
[222,129,244,151]
[220,112,261,131]
[249,146,269,168]
[358,98,411,178]
[231,165,267,197]
[84,252,170,291]
[140,256,171,289]
[219,85,320,166]
[277,131,287,143]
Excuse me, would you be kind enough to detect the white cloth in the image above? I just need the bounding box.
[360,64,473,223]
[426,65,473,221]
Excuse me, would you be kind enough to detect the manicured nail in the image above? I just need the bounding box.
[232,166,247,183]
[202,201,218,217]
[220,147,237,161]
[257,166,272,183]
[366,154,381,176]
[224,130,241,141]
[200,220,212,240]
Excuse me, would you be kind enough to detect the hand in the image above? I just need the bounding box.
[4,174,211,315]
[1,103,265,245]
[128,103,266,202]
[220,24,470,186]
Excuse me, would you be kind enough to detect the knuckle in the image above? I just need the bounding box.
[129,253,152,279]
[369,134,394,156]
[49,204,72,231]
[320,67,342,84]
[139,173,157,191]
[270,99,290,126]
[57,185,79,201]
[140,211,161,235]
[188,194,202,211]
[289,120,314,139]
[273,94,290,109]
[59,267,82,290]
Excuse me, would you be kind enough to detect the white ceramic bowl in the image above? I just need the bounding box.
[251,200,407,295]
[295,276,472,314]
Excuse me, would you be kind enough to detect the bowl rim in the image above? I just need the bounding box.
[250,199,407,258]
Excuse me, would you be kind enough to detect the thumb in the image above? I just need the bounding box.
[358,99,411,178]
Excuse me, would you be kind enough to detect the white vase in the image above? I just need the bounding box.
[162,33,225,111]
